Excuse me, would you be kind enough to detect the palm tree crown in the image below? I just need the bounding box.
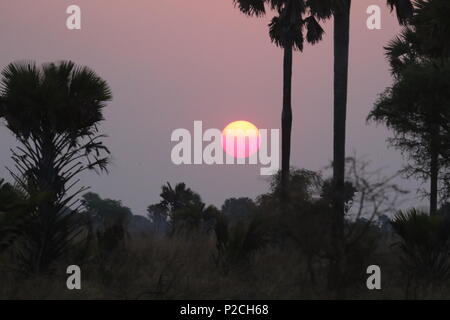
[234,0,326,50]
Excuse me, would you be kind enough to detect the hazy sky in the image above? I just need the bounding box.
[0,0,425,214]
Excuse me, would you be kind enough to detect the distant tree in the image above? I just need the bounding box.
[159,182,202,213]
[233,0,326,203]
[147,203,169,233]
[128,215,153,235]
[255,168,326,252]
[148,182,211,233]
[81,192,132,252]
[81,192,132,229]
[172,203,221,233]
[221,197,256,223]
[0,61,111,273]
[258,168,322,211]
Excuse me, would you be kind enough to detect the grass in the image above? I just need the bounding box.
[2,230,450,300]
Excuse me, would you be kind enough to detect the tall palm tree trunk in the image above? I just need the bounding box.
[281,44,293,204]
[34,133,60,273]
[430,122,439,215]
[329,0,351,297]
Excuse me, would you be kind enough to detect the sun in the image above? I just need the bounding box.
[221,120,260,159]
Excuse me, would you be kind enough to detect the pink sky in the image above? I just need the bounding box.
[0,0,421,214]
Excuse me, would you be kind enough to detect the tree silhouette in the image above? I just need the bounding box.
[0,180,28,252]
[221,197,256,223]
[159,182,203,213]
[81,192,132,252]
[0,61,112,273]
[147,203,169,233]
[413,0,450,59]
[233,0,326,204]
[309,0,413,295]
[82,192,132,230]
[369,27,450,214]
[171,202,220,233]
[391,209,450,297]
[148,182,207,233]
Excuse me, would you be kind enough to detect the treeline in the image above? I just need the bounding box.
[3,165,450,298]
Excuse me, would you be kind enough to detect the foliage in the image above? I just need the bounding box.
[0,61,112,273]
[392,209,450,295]
[258,168,322,213]
[233,0,326,51]
[0,180,29,252]
[81,192,133,252]
[368,19,450,207]
[214,211,269,273]
[413,0,450,58]
[171,203,220,234]
[221,197,256,224]
[82,192,132,229]
[148,182,216,234]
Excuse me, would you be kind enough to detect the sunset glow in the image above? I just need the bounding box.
[221,120,260,159]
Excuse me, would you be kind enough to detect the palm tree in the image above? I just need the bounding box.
[147,182,205,233]
[334,0,412,218]
[0,61,112,273]
[233,0,325,204]
[159,182,203,212]
[412,0,450,60]
[391,209,450,296]
[308,0,413,295]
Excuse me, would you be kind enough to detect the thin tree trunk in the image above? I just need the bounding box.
[281,44,293,205]
[430,123,439,216]
[329,0,351,297]
[35,133,59,273]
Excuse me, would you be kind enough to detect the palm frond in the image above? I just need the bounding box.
[233,0,266,16]
[386,0,413,25]
[305,15,325,44]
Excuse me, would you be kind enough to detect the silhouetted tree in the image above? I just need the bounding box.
[148,182,208,233]
[369,21,450,215]
[0,180,28,252]
[310,0,413,296]
[0,61,111,273]
[233,0,325,204]
[392,209,450,298]
[160,182,202,213]
[81,192,132,252]
[172,203,220,233]
[221,197,256,223]
[258,168,322,213]
[413,0,450,59]
[147,203,169,233]
[82,192,132,229]
[214,210,268,273]
[128,215,153,235]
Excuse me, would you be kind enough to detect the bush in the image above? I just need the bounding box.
[392,209,450,297]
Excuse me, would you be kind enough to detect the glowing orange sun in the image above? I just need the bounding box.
[221,120,260,159]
